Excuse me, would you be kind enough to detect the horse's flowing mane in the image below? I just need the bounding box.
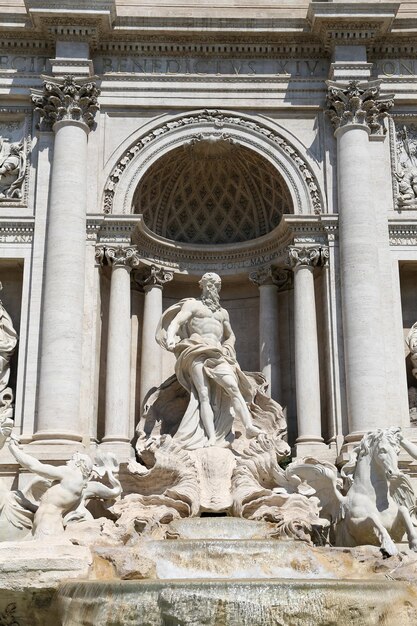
[341,427,402,487]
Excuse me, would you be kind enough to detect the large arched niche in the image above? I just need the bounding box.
[103,110,324,220]
[132,138,293,245]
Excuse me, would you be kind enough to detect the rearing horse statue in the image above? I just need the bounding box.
[288,427,417,556]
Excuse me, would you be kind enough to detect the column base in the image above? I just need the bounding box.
[295,437,329,459]
[24,441,86,462]
[31,430,83,444]
[100,439,135,463]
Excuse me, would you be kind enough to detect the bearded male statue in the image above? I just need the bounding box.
[154,272,267,449]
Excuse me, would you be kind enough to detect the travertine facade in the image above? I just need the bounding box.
[0,0,417,481]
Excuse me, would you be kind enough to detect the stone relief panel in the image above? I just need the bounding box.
[392,120,417,211]
[0,118,30,204]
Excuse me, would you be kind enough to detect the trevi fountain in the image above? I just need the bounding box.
[2,1,417,625]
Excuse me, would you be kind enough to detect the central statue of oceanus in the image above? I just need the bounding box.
[155,273,263,448]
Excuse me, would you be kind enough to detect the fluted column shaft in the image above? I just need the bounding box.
[31,76,100,442]
[137,266,173,409]
[289,247,324,450]
[102,247,139,455]
[327,80,394,438]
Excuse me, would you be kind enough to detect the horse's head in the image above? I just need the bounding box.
[370,428,401,481]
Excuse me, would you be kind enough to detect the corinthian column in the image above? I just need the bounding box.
[31,76,100,443]
[101,247,139,458]
[136,266,173,409]
[249,266,283,400]
[289,246,325,454]
[327,80,394,440]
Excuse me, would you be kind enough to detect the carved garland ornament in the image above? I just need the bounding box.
[31,75,100,129]
[103,110,322,215]
[326,80,394,135]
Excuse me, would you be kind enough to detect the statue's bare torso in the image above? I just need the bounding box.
[184,300,228,347]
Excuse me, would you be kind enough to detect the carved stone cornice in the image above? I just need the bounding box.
[135,264,173,291]
[287,246,327,270]
[31,75,100,129]
[326,80,394,135]
[104,246,140,271]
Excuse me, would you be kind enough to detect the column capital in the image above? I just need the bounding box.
[105,246,140,271]
[135,264,173,291]
[31,75,100,130]
[326,80,394,135]
[249,266,278,287]
[249,266,293,291]
[287,246,328,270]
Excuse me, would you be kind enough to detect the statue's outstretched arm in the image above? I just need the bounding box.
[8,439,64,480]
[399,435,417,461]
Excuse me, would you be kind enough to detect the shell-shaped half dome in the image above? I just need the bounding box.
[132,137,293,245]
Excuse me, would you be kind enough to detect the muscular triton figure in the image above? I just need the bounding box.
[8,438,121,539]
[157,272,263,448]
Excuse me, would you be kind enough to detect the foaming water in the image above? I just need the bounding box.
[56,578,417,626]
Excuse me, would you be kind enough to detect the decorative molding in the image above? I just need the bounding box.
[135,264,173,290]
[104,109,323,216]
[326,80,394,135]
[95,42,327,59]
[31,75,100,130]
[389,222,417,246]
[132,218,293,274]
[0,219,34,243]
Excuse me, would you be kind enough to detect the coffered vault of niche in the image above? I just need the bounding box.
[132,138,293,245]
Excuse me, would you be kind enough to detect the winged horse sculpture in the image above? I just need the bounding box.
[288,427,417,556]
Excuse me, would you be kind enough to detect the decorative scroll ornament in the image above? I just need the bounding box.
[326,80,394,135]
[135,264,173,290]
[104,246,140,270]
[31,75,100,129]
[287,246,328,269]
[249,266,293,291]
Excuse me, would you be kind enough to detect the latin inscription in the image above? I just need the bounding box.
[0,54,415,78]
[373,59,417,78]
[93,56,328,77]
